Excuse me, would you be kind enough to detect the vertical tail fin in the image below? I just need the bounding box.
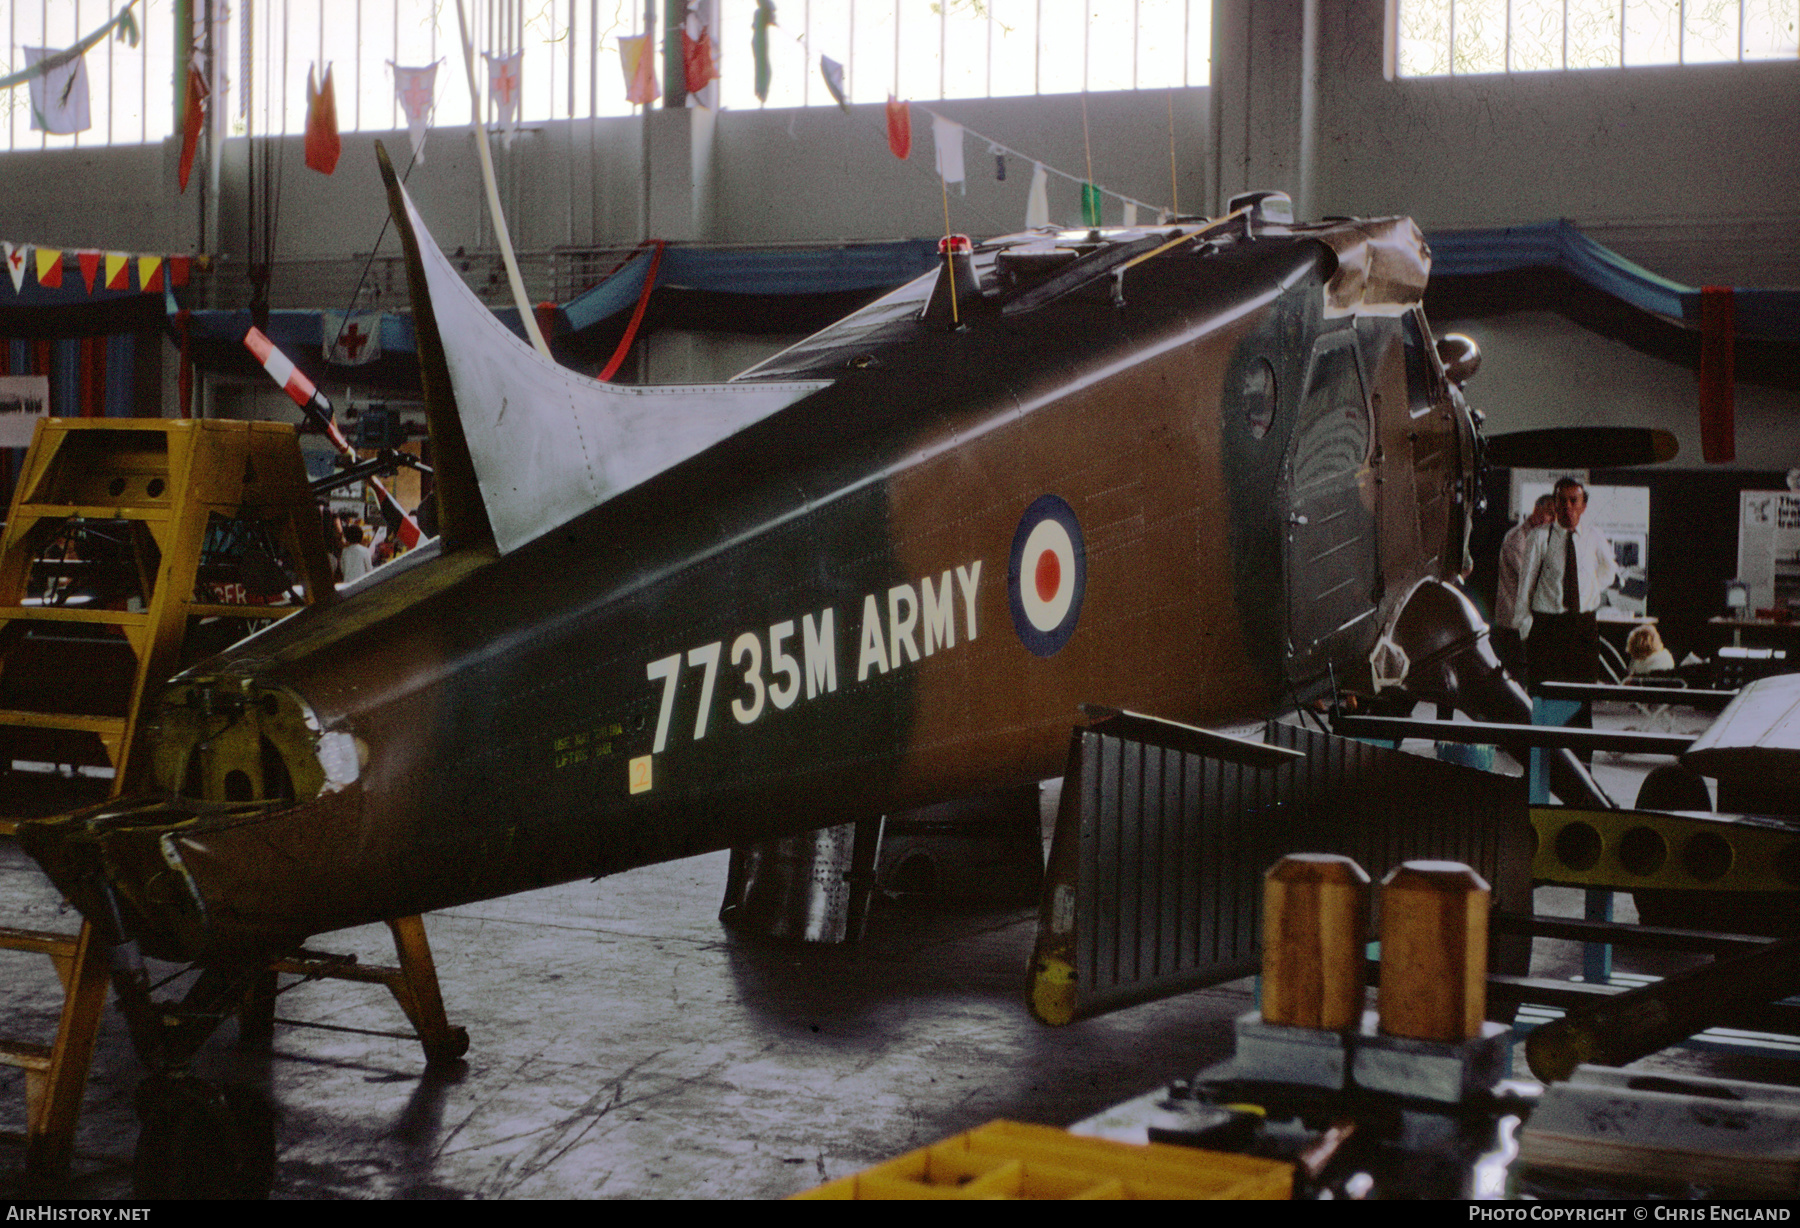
[375,140,496,555]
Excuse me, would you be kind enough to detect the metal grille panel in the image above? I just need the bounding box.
[1031,716,1530,1022]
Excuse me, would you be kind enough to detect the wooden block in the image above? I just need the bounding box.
[1261,853,1370,1030]
[1378,860,1490,1042]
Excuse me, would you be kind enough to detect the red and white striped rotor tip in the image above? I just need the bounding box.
[243,326,332,416]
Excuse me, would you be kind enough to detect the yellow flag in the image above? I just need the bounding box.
[33,247,62,288]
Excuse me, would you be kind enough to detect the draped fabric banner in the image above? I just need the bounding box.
[323,310,385,366]
[619,35,659,105]
[886,96,911,159]
[179,66,208,191]
[305,64,341,175]
[683,27,720,96]
[1699,285,1736,464]
[819,55,847,111]
[752,0,776,102]
[23,47,91,134]
[932,115,965,188]
[1025,162,1049,229]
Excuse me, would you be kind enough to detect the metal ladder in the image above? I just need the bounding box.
[0,417,334,1184]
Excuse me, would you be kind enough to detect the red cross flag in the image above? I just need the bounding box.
[391,62,439,165]
[323,310,383,366]
[484,50,522,147]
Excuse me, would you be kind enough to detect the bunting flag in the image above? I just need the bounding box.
[683,27,720,96]
[178,66,208,192]
[886,96,911,159]
[305,64,341,174]
[485,51,522,146]
[34,249,62,288]
[1025,162,1049,229]
[752,1,776,103]
[323,310,384,366]
[932,115,965,188]
[3,243,27,293]
[619,35,659,105]
[819,55,847,111]
[0,4,139,94]
[0,242,186,296]
[392,62,438,165]
[23,47,91,134]
[1081,183,1103,226]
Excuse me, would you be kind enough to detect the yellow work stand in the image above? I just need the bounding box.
[0,418,334,1185]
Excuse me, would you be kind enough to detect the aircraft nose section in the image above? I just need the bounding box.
[146,675,364,804]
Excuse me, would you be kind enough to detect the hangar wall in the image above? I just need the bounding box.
[0,0,1790,470]
[1209,0,1800,473]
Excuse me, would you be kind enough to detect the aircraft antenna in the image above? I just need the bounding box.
[453,0,552,361]
[1168,90,1179,217]
[941,177,959,326]
[1081,93,1095,222]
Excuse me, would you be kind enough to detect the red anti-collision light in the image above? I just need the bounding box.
[939,234,972,255]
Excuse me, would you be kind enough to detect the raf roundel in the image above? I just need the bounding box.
[1008,494,1087,657]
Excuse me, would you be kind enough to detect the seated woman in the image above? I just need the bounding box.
[1627,623,1676,675]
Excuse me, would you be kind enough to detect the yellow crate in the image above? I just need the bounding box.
[794,1119,1293,1200]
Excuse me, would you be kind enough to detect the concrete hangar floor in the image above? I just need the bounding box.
[0,703,1792,1199]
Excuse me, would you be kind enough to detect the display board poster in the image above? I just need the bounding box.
[1737,491,1800,612]
[0,376,49,449]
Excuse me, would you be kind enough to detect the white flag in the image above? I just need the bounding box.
[932,115,965,188]
[392,62,439,165]
[1026,162,1049,229]
[819,55,848,111]
[485,51,522,147]
[1123,202,1138,227]
[323,311,384,366]
[24,47,91,135]
[2,243,28,293]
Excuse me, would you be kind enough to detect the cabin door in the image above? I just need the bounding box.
[1281,331,1379,681]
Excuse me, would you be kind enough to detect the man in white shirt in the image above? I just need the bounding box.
[1493,493,1556,680]
[1513,477,1619,684]
[339,523,374,586]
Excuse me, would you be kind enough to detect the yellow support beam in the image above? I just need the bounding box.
[0,417,335,1186]
[1532,805,1800,895]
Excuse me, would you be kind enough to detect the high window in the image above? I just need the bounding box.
[1395,0,1799,75]
[0,1,1212,153]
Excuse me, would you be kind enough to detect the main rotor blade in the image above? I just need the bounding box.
[1484,426,1678,469]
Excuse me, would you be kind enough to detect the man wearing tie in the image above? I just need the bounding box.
[1515,477,1619,684]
